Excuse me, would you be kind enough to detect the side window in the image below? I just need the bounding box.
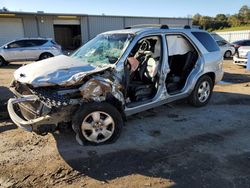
[127,35,162,78]
[166,34,194,56]
[32,40,47,46]
[23,40,36,47]
[8,40,26,48]
[216,41,227,46]
[192,32,220,52]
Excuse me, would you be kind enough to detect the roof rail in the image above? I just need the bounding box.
[184,25,191,29]
[124,24,169,29]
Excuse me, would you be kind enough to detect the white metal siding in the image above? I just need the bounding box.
[125,17,159,27]
[23,17,38,37]
[215,30,250,42]
[80,17,89,44]
[37,16,54,38]
[88,16,124,39]
[0,18,24,46]
[160,18,190,27]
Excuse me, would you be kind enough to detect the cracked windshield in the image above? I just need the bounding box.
[71,33,133,67]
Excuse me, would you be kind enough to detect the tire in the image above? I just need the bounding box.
[224,50,232,58]
[39,52,54,60]
[0,56,5,66]
[188,75,213,107]
[72,102,123,145]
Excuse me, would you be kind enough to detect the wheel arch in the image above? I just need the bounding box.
[203,72,215,85]
[39,52,54,59]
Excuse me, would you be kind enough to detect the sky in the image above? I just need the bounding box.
[1,0,249,18]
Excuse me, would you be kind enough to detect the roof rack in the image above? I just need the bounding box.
[124,24,169,29]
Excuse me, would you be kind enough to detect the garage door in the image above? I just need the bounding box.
[0,18,24,46]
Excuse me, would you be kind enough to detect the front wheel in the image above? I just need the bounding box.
[188,75,213,107]
[0,56,5,66]
[224,50,232,58]
[72,102,123,145]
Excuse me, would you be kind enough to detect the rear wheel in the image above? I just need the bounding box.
[188,75,213,107]
[72,102,123,145]
[39,52,54,60]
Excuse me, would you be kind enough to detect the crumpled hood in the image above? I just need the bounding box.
[14,55,109,87]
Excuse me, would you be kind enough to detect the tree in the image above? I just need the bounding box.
[228,15,241,27]
[0,7,9,12]
[238,5,250,24]
[192,13,202,25]
[215,14,227,22]
[199,16,213,30]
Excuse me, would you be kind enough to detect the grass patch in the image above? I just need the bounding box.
[214,25,250,32]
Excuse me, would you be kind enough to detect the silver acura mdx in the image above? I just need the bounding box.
[8,25,223,145]
[0,38,62,66]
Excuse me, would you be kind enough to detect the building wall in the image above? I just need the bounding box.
[37,16,54,38]
[124,17,159,27]
[160,18,192,26]
[88,16,124,39]
[22,16,39,37]
[0,13,192,46]
[80,17,89,44]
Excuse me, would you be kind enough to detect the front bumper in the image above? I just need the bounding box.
[233,56,247,66]
[7,95,57,132]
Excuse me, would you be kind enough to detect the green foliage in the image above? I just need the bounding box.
[213,25,250,32]
[193,5,250,31]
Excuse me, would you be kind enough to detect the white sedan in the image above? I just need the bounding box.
[233,46,250,66]
[216,40,235,58]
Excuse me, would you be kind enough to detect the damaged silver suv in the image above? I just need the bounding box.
[8,25,223,145]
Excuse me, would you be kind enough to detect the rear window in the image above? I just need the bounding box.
[192,32,220,52]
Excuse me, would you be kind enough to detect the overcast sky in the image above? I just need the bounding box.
[1,0,249,17]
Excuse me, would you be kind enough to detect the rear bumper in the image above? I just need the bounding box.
[7,96,55,132]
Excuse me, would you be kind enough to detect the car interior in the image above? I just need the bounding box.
[124,36,162,105]
[165,34,198,94]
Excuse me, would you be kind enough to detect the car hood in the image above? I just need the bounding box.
[14,55,111,87]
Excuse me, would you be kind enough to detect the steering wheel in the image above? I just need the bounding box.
[138,40,150,54]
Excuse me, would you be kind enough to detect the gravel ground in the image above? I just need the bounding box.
[0,60,250,188]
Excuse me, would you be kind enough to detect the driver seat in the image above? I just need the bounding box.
[128,55,158,101]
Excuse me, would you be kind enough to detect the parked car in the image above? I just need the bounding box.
[233,46,250,66]
[232,39,250,57]
[0,38,62,66]
[216,40,235,58]
[8,25,223,145]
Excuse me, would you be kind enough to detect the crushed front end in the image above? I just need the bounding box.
[7,69,125,134]
[8,80,79,133]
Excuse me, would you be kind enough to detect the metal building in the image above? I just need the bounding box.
[0,11,192,50]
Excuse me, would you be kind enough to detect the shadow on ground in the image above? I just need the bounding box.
[1,63,24,70]
[52,91,250,188]
[223,71,250,84]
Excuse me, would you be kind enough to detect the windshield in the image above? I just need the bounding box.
[71,33,133,67]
